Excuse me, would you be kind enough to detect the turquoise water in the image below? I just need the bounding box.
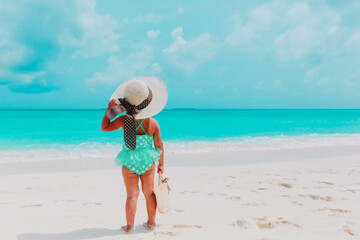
[1,109,360,161]
[1,109,360,149]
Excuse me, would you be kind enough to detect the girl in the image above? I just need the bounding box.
[101,77,167,233]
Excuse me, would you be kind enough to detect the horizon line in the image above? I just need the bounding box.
[1,108,360,111]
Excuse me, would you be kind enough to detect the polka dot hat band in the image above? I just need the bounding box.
[117,87,153,150]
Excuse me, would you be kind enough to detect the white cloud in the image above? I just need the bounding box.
[58,0,120,58]
[162,27,216,75]
[0,1,62,89]
[1,0,120,66]
[226,2,279,46]
[147,29,160,40]
[226,1,344,61]
[272,2,340,61]
[151,63,162,74]
[345,29,360,49]
[0,3,28,71]
[0,69,45,86]
[0,37,26,70]
[85,47,153,88]
[177,7,185,15]
[162,27,187,53]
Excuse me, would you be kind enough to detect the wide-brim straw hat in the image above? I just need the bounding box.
[110,75,168,119]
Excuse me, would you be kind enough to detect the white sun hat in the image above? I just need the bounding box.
[110,75,168,119]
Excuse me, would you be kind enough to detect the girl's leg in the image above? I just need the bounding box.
[140,163,157,227]
[122,166,140,232]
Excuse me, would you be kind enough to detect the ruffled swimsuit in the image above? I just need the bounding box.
[115,119,162,175]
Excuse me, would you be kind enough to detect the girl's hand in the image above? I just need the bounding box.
[157,165,164,174]
[108,99,117,109]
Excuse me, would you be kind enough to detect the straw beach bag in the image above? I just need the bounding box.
[153,173,171,214]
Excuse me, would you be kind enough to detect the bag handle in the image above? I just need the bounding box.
[158,172,164,186]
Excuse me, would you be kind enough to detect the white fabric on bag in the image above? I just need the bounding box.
[153,173,171,214]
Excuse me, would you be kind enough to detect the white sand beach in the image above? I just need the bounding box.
[1,146,359,240]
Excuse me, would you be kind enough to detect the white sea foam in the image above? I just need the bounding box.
[165,133,360,154]
[1,134,360,163]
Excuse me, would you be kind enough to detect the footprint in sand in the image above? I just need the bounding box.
[208,192,227,197]
[318,207,351,213]
[257,221,275,229]
[299,194,334,202]
[345,189,357,193]
[280,183,293,188]
[225,176,236,179]
[277,220,302,229]
[292,201,303,206]
[82,202,102,206]
[344,227,355,236]
[319,196,333,202]
[232,219,249,229]
[254,217,275,229]
[229,196,241,200]
[174,209,185,213]
[172,224,202,229]
[309,194,320,200]
[22,204,42,207]
[320,181,335,185]
[180,191,199,194]
[155,231,179,237]
[254,217,302,229]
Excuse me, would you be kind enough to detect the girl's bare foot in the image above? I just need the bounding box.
[121,224,134,233]
[143,221,156,230]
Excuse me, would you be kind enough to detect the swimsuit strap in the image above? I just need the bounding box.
[135,119,147,134]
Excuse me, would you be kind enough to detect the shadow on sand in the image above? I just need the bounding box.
[17,225,152,240]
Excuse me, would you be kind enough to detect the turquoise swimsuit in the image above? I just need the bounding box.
[115,119,162,175]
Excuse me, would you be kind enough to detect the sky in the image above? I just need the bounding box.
[0,0,360,109]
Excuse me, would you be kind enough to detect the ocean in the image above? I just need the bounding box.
[1,109,360,162]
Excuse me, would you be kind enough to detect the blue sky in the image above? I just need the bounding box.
[0,0,360,109]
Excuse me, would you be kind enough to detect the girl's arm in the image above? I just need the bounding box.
[153,119,164,173]
[101,99,124,132]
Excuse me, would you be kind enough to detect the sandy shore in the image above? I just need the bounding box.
[0,146,359,240]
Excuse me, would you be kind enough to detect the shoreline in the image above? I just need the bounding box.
[1,144,360,176]
[2,132,360,165]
